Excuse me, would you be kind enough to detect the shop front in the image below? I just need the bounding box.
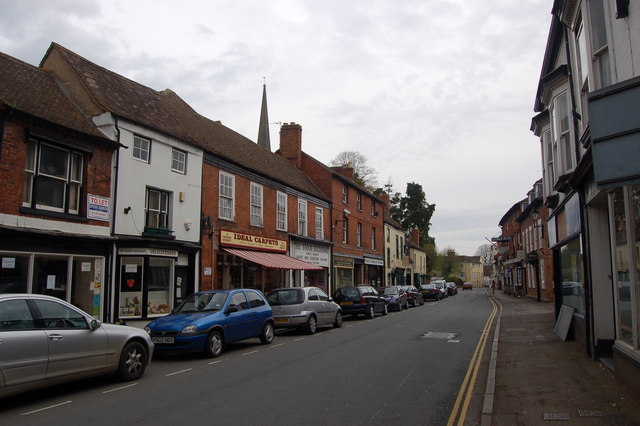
[333,255,354,292]
[364,256,384,287]
[0,229,111,320]
[115,245,197,322]
[290,237,331,294]
[217,230,322,294]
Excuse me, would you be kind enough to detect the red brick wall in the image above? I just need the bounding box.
[0,117,112,227]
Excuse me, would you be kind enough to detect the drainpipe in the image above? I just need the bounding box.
[109,115,122,323]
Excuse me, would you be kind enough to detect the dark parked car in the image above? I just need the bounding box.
[380,286,409,311]
[0,294,154,398]
[333,285,388,318]
[267,287,342,334]
[419,283,442,301]
[401,285,424,306]
[446,282,458,296]
[145,289,274,358]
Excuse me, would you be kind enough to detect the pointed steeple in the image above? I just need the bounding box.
[257,82,271,150]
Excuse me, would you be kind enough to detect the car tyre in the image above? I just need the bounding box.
[367,304,375,319]
[205,330,224,358]
[382,303,389,315]
[306,315,318,334]
[405,300,410,310]
[117,341,147,381]
[333,311,343,328]
[260,321,275,344]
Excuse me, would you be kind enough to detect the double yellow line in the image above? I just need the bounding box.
[446,295,499,426]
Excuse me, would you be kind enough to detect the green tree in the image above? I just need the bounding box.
[391,182,436,245]
[437,247,460,277]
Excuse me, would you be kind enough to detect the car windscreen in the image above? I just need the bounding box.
[383,287,398,295]
[267,289,304,305]
[176,292,228,313]
[421,284,436,290]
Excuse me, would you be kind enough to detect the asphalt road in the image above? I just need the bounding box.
[0,289,493,425]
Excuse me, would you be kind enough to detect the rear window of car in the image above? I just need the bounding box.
[383,287,398,295]
[336,287,359,298]
[267,289,304,305]
[421,284,436,290]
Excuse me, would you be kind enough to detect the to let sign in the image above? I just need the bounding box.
[87,194,110,222]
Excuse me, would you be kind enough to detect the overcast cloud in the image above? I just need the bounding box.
[0,0,553,255]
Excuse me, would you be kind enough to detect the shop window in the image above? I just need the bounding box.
[0,254,30,293]
[120,257,143,318]
[72,257,103,318]
[133,136,150,163]
[148,257,172,316]
[171,148,187,174]
[33,255,68,300]
[145,188,170,232]
[276,191,287,231]
[23,139,83,215]
[560,237,584,314]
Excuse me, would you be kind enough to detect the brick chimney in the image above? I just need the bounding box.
[279,122,303,169]
[378,193,390,214]
[412,228,420,245]
[334,163,355,181]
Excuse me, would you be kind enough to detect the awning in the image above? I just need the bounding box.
[224,248,323,271]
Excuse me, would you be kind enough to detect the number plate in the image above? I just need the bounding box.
[274,318,290,324]
[152,336,174,344]
[340,301,353,306]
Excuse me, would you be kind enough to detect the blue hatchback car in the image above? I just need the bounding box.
[145,289,274,358]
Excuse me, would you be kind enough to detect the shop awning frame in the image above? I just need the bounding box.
[224,248,323,271]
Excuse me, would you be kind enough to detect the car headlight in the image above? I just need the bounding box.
[181,325,198,334]
[144,326,151,334]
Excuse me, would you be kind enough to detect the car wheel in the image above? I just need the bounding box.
[382,303,389,315]
[405,300,409,310]
[205,330,224,358]
[306,315,318,334]
[260,322,275,344]
[333,311,343,328]
[117,341,147,381]
[367,304,375,319]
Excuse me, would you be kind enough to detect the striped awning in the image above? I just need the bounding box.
[224,248,323,271]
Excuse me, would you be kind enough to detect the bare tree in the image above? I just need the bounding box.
[330,151,378,189]
[475,244,495,264]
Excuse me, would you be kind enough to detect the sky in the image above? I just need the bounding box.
[0,0,553,256]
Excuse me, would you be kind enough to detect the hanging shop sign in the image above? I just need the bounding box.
[220,230,287,252]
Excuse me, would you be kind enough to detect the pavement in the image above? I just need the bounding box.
[476,289,640,426]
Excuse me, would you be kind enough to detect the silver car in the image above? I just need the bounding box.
[0,293,154,398]
[267,287,343,334]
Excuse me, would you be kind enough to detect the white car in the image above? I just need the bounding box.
[0,293,154,398]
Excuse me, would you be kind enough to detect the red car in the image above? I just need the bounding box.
[462,282,473,290]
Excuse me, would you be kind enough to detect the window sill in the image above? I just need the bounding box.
[19,207,89,222]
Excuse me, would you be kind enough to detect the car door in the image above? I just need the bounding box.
[315,288,335,325]
[0,298,48,388]
[245,290,269,334]
[33,299,108,380]
[223,291,252,342]
[307,288,328,325]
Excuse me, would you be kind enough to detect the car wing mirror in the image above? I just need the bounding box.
[90,319,101,331]
[328,297,333,302]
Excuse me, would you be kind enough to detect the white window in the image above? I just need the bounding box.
[23,139,83,214]
[171,148,187,174]
[315,207,323,240]
[357,223,362,247]
[588,0,611,88]
[133,136,150,163]
[250,183,263,227]
[146,188,170,230]
[276,191,287,231]
[298,199,307,236]
[552,92,573,173]
[342,219,348,244]
[357,193,362,210]
[342,185,348,204]
[219,172,235,220]
[371,200,376,217]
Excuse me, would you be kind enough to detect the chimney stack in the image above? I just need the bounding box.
[412,228,420,245]
[378,193,390,214]
[279,122,303,169]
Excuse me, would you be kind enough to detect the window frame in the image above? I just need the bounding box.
[23,138,84,215]
[342,185,348,204]
[371,227,376,250]
[298,199,307,236]
[276,191,287,231]
[250,182,263,227]
[357,222,362,247]
[171,148,187,174]
[132,135,151,163]
[315,207,324,240]
[145,187,170,230]
[342,219,348,244]
[551,91,573,174]
[357,193,362,211]
[219,171,235,221]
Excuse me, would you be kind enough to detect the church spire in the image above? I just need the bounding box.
[257,81,271,150]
